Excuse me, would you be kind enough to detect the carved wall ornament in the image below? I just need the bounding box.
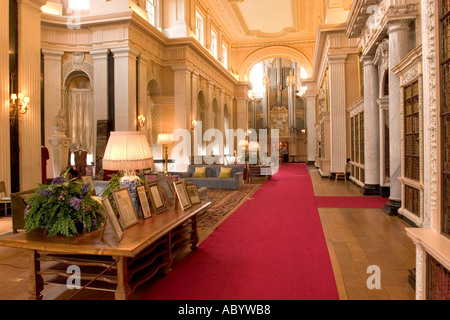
[425,0,437,229]
[72,52,85,71]
[62,56,93,86]
[403,66,419,86]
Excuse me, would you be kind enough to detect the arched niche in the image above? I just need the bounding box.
[64,70,93,176]
[212,98,219,130]
[197,90,208,133]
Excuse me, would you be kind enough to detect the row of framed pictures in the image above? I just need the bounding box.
[101,180,202,243]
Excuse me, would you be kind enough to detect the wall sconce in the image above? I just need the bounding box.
[10,93,29,124]
[191,119,197,130]
[137,115,146,128]
[301,129,307,139]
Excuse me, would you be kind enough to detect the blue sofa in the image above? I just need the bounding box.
[174,164,245,190]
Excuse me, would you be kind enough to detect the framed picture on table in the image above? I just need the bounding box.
[146,182,166,214]
[173,181,192,211]
[158,175,175,206]
[137,186,152,219]
[186,184,201,205]
[101,197,124,242]
[113,188,139,229]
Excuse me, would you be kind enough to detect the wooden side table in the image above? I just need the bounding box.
[0,202,211,300]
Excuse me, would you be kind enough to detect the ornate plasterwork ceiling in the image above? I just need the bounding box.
[204,0,322,45]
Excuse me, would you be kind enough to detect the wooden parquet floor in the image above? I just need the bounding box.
[0,166,416,300]
[309,166,415,300]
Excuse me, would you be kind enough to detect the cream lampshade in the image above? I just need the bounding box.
[103,131,154,212]
[157,133,175,174]
[103,131,154,171]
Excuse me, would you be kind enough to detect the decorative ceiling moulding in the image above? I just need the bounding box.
[204,0,320,45]
[229,0,299,38]
[231,38,316,49]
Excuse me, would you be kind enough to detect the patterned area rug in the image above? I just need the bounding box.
[198,184,262,230]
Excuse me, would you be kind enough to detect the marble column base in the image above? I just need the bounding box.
[382,199,401,216]
[362,184,380,196]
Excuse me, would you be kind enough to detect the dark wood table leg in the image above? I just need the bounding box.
[190,215,199,251]
[162,232,173,275]
[115,257,132,300]
[28,250,44,300]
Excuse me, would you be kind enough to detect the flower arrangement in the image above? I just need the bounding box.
[24,171,105,237]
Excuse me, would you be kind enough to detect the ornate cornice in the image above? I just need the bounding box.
[347,1,420,55]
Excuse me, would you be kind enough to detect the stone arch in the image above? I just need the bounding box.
[238,46,313,81]
[62,58,93,88]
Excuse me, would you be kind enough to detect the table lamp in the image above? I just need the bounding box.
[103,131,154,211]
[157,133,175,174]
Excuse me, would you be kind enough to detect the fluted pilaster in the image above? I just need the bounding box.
[328,54,348,173]
[305,93,317,163]
[172,65,193,132]
[0,0,10,193]
[18,0,45,190]
[111,47,138,131]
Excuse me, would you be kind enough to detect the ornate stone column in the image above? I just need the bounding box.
[383,21,410,215]
[328,54,348,174]
[361,55,380,195]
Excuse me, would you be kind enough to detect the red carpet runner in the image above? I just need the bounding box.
[142,163,339,300]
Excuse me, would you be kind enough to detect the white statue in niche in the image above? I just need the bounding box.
[54,108,68,137]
